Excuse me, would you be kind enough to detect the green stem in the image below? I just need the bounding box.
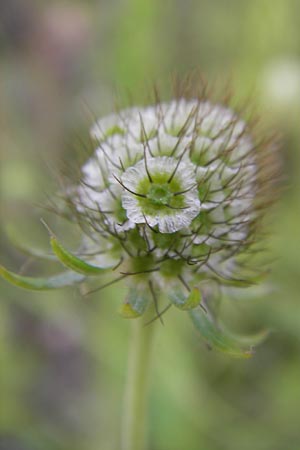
[121,311,156,450]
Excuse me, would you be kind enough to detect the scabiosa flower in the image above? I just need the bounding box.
[63,96,275,321]
[0,92,279,356]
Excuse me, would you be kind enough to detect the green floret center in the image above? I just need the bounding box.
[148,184,172,205]
[115,199,128,223]
[136,172,185,215]
[190,148,208,166]
[104,125,125,139]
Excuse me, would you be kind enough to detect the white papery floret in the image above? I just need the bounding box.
[163,99,200,136]
[199,103,246,139]
[90,107,141,141]
[148,131,190,159]
[121,157,201,233]
[108,137,145,172]
[125,106,163,141]
[96,185,135,232]
[81,152,109,190]
[90,113,124,141]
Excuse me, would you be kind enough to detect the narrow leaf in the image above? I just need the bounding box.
[225,328,269,347]
[169,287,201,310]
[189,308,253,358]
[5,226,56,260]
[212,270,269,288]
[214,277,255,288]
[119,288,150,318]
[184,288,202,310]
[50,235,106,276]
[0,265,85,290]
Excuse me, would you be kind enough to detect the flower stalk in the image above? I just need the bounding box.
[121,307,156,450]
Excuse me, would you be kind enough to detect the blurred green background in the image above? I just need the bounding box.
[1,1,300,449]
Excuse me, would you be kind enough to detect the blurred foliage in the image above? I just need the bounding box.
[0,0,300,449]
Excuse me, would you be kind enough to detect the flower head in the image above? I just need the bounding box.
[71,98,276,299]
[0,92,279,356]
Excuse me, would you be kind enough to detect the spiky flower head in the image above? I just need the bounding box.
[0,90,279,356]
[66,96,275,313]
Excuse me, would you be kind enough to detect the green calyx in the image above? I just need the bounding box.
[104,125,125,139]
[190,146,209,166]
[115,199,128,224]
[160,259,185,277]
[128,255,156,280]
[136,172,185,215]
[139,128,157,142]
[169,287,202,310]
[119,288,150,318]
[152,232,178,249]
[148,184,173,206]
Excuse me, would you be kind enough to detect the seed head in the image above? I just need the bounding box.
[67,97,277,299]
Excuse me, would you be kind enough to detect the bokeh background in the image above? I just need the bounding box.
[1,1,300,449]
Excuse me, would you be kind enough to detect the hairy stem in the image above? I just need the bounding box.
[121,309,156,450]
